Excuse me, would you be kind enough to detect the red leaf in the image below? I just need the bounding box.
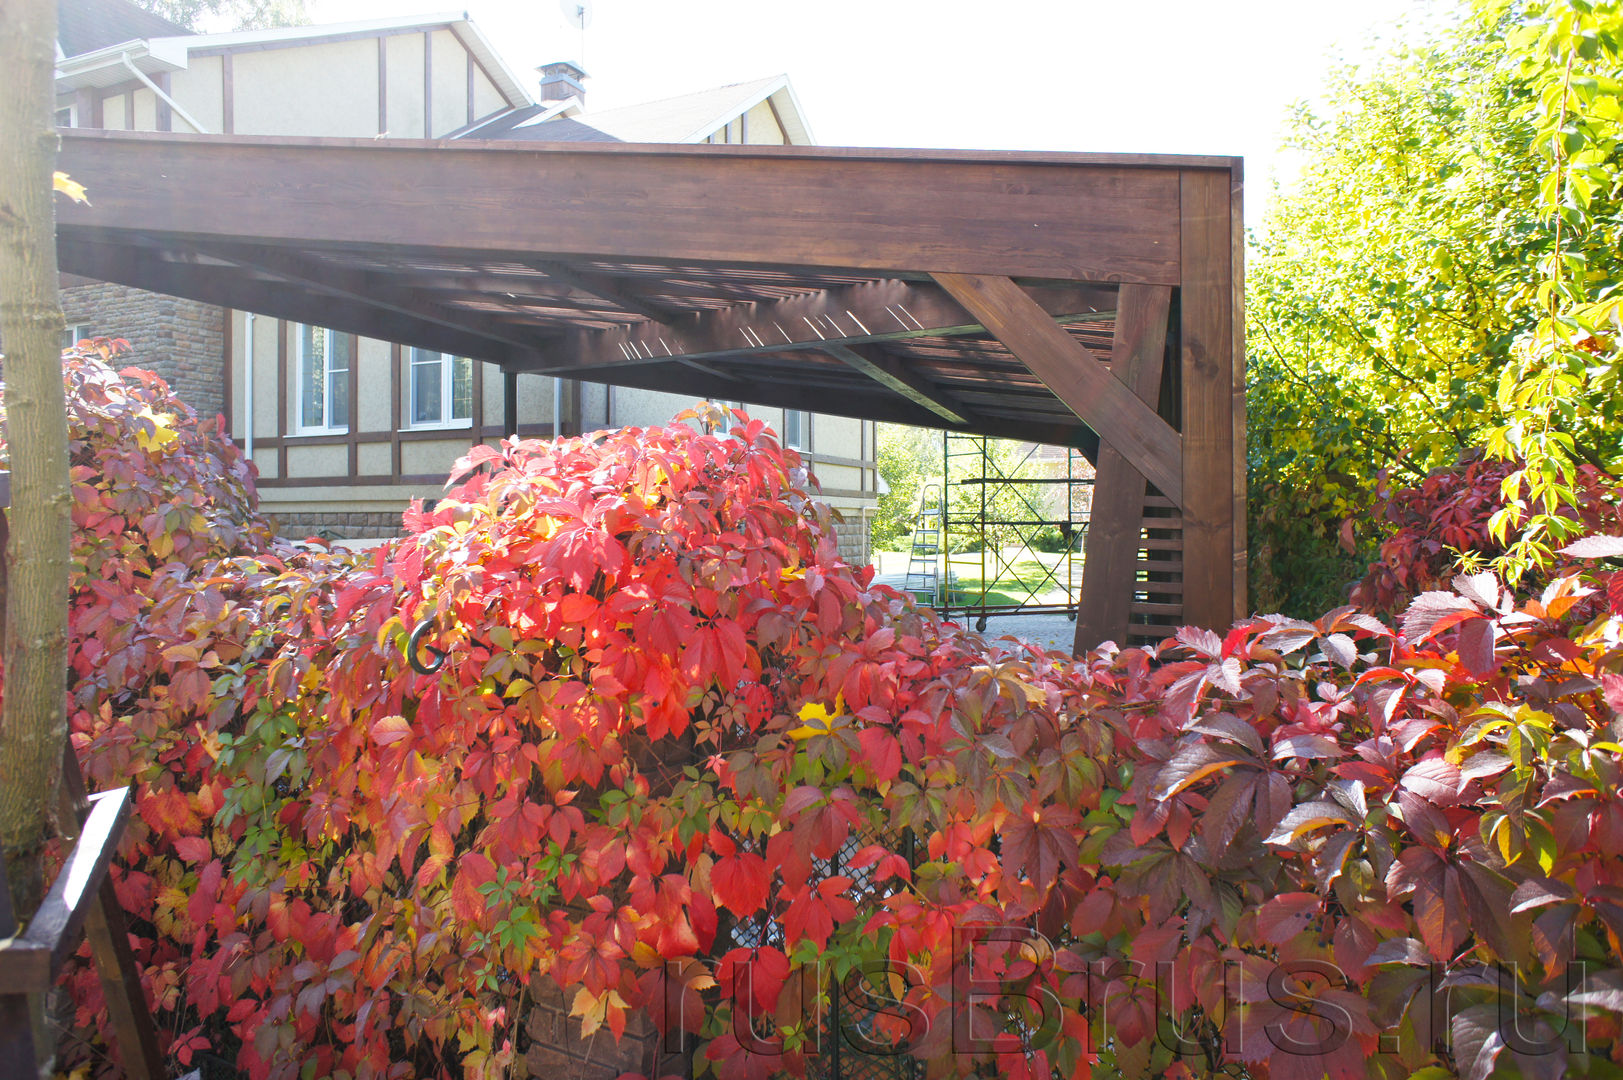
[173,835,211,864]
[370,715,412,747]
[1255,892,1321,945]
[711,853,769,917]
[1455,617,1497,678]
[451,852,496,924]
[1401,591,1479,642]
[1152,742,1252,800]
[857,728,902,784]
[781,785,824,816]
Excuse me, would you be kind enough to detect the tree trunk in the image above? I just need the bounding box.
[0,0,71,1011]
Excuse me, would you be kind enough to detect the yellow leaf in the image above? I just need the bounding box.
[569,986,625,1038]
[52,171,89,205]
[134,407,179,452]
[790,696,847,740]
[797,701,834,724]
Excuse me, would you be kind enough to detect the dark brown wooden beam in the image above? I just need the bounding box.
[931,272,1183,508]
[822,343,971,425]
[56,131,1190,283]
[525,279,1113,373]
[1074,284,1172,654]
[58,237,547,365]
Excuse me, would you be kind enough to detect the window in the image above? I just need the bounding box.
[61,323,90,350]
[783,408,809,450]
[408,349,473,428]
[54,104,74,129]
[296,325,349,433]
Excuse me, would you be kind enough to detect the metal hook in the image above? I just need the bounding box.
[407,616,446,674]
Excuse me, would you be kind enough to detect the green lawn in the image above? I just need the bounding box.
[874,548,1082,607]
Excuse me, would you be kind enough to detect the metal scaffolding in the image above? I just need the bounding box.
[930,434,1094,631]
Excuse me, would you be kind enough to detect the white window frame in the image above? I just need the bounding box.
[783,408,810,450]
[406,348,474,430]
[61,322,91,350]
[295,325,349,435]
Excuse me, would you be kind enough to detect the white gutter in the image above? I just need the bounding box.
[118,52,210,134]
[243,313,255,461]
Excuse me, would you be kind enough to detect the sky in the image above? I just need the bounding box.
[302,0,1448,224]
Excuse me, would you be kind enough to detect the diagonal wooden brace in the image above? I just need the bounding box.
[930,272,1183,508]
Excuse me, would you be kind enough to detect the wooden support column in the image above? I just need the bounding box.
[1073,285,1171,653]
[1179,168,1243,630]
[0,472,9,654]
[503,370,519,436]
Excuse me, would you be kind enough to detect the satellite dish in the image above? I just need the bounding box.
[559,0,593,30]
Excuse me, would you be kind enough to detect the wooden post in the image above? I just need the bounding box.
[503,370,519,436]
[1073,286,1172,652]
[0,471,9,655]
[1178,168,1243,630]
[0,846,35,1080]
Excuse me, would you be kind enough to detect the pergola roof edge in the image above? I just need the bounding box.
[56,126,1243,172]
[56,131,1196,285]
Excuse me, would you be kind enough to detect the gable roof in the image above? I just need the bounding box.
[53,6,532,109]
[468,113,621,143]
[581,75,812,144]
[460,74,814,146]
[57,0,188,59]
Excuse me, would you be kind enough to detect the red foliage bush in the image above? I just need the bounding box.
[10,351,1623,1080]
[1351,452,1623,613]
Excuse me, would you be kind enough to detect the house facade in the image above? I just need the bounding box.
[53,0,879,561]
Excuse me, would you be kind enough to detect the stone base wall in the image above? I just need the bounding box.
[525,981,688,1080]
[61,282,227,423]
[270,510,403,541]
[275,503,874,553]
[831,510,874,566]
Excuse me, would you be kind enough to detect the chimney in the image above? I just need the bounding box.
[538,61,587,106]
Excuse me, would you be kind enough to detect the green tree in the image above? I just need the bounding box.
[132,0,308,31]
[1245,2,1621,613]
[872,423,939,552]
[1478,0,1623,576]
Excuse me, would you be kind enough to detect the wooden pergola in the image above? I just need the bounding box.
[54,129,1244,654]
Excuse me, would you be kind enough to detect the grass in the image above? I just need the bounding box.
[874,548,1081,607]
[944,550,1081,607]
